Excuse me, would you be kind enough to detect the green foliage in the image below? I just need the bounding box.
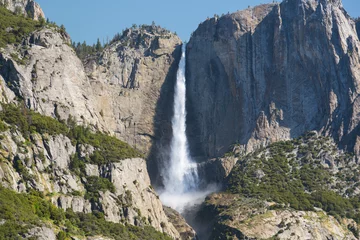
[68,125,142,165]
[0,7,42,48]
[0,120,8,132]
[66,211,172,240]
[56,231,68,240]
[0,104,141,165]
[0,103,68,138]
[0,222,29,240]
[71,39,104,60]
[0,186,171,240]
[227,136,360,222]
[84,176,115,201]
[13,157,32,182]
[0,103,29,135]
[69,154,85,176]
[10,52,27,65]
[29,112,68,135]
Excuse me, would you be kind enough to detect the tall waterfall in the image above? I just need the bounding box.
[160,45,200,212]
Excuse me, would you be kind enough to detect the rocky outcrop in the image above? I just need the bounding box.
[84,26,181,154]
[0,128,180,238]
[0,25,181,157]
[164,207,197,240]
[99,158,180,238]
[187,0,360,159]
[199,132,360,240]
[199,193,358,240]
[0,28,99,128]
[0,0,45,20]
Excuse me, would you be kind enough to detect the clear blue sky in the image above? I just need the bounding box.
[36,0,360,45]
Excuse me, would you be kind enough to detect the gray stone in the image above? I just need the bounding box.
[0,0,45,20]
[26,226,56,240]
[85,164,99,177]
[186,0,360,160]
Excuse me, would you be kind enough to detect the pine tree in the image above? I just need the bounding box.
[95,38,102,51]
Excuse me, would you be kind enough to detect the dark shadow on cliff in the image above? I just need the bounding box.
[146,44,182,187]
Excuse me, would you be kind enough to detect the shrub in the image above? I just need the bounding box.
[84,176,115,202]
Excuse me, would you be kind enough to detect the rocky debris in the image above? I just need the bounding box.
[186,0,360,159]
[164,206,197,240]
[199,193,357,240]
[85,163,99,177]
[0,0,45,20]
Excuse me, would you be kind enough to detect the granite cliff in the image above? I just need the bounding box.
[186,0,360,239]
[0,2,189,239]
[186,0,360,160]
[2,0,360,239]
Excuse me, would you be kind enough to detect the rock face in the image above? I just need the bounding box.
[0,0,45,20]
[100,158,180,238]
[0,28,100,128]
[0,129,180,238]
[199,193,357,240]
[164,207,197,240]
[84,26,181,155]
[25,227,56,240]
[0,25,181,156]
[186,0,360,158]
[0,14,184,239]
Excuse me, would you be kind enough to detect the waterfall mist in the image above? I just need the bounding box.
[159,45,219,215]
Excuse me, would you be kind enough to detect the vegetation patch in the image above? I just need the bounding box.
[0,186,171,240]
[0,6,46,48]
[84,176,115,202]
[226,133,360,222]
[0,103,68,138]
[0,103,141,164]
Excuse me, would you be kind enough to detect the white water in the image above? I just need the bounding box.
[160,45,203,213]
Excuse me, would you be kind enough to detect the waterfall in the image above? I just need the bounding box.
[160,44,200,212]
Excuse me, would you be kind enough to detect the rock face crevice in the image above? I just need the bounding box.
[186,0,360,159]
